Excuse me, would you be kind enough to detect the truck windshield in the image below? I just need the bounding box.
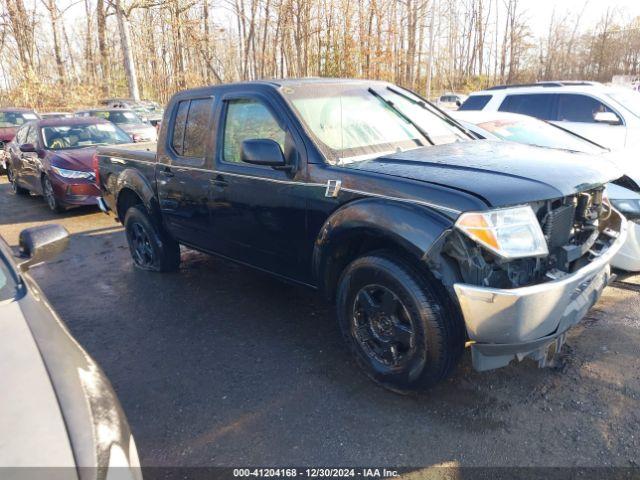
[94,110,143,124]
[42,123,132,150]
[283,83,469,164]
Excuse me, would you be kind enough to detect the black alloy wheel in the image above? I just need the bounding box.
[129,221,156,268]
[352,284,416,368]
[124,205,181,272]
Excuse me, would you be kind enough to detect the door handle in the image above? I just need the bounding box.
[161,166,174,178]
[210,175,228,187]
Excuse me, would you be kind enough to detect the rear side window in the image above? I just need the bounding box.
[459,95,492,111]
[498,94,554,120]
[171,98,214,159]
[183,99,212,157]
[555,94,619,124]
[171,101,189,154]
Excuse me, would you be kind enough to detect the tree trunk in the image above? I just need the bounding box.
[115,0,140,100]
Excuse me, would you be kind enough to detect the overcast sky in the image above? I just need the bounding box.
[521,0,640,36]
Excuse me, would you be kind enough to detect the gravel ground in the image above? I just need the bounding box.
[1,176,639,469]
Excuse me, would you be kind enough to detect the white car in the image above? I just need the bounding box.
[459,81,640,150]
[0,225,142,476]
[452,110,640,271]
[435,93,467,110]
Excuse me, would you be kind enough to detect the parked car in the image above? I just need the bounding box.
[75,108,158,142]
[95,79,626,392]
[5,117,132,212]
[101,98,164,127]
[0,108,40,173]
[459,81,640,150]
[452,110,640,272]
[435,93,467,110]
[40,111,74,119]
[0,224,141,476]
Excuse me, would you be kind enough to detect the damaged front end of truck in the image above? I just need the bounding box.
[427,186,627,371]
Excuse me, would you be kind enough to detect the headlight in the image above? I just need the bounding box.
[455,205,549,259]
[51,166,94,179]
[610,198,640,219]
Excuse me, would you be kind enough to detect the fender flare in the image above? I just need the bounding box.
[114,168,159,221]
[312,198,453,293]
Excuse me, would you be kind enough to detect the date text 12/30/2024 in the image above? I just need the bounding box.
[233,469,400,478]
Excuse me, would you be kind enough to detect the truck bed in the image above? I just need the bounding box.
[97,142,157,163]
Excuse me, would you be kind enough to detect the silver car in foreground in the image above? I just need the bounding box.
[0,225,141,479]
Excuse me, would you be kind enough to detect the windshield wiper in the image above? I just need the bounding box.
[386,86,475,138]
[367,87,434,146]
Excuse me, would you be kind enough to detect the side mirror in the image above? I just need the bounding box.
[455,100,462,107]
[241,139,286,167]
[594,111,621,125]
[17,225,69,271]
[131,134,142,143]
[20,143,36,153]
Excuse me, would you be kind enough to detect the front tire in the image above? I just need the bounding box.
[42,175,64,212]
[124,205,180,272]
[336,252,464,392]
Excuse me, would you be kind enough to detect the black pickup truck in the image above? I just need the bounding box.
[95,79,626,391]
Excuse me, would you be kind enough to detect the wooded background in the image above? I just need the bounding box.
[1,0,639,109]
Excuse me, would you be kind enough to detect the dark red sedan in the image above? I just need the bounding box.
[0,108,40,172]
[5,117,131,212]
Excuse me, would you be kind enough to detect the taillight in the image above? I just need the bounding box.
[92,152,100,187]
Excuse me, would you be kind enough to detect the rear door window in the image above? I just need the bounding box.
[170,98,214,161]
[498,94,554,120]
[459,95,492,111]
[555,94,620,124]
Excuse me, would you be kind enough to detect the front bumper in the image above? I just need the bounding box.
[50,176,101,207]
[611,220,640,272]
[453,214,627,372]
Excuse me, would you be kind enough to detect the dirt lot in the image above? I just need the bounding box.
[1,175,639,469]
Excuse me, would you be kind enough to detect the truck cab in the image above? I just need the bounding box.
[96,79,626,392]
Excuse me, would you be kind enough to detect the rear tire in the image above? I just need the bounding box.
[7,166,29,196]
[336,251,464,392]
[124,205,180,272]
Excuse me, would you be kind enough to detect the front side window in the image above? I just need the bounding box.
[499,94,554,120]
[283,83,467,164]
[223,99,286,164]
[556,94,619,124]
[170,98,213,158]
[42,123,131,150]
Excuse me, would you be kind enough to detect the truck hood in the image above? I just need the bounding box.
[345,141,622,207]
